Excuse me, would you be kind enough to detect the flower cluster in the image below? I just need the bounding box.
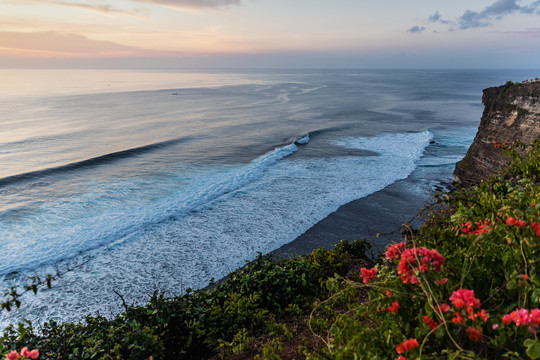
[385,242,406,260]
[504,216,540,236]
[502,308,540,333]
[360,267,377,284]
[388,301,400,314]
[423,315,439,332]
[397,247,445,284]
[493,141,509,149]
[446,289,489,342]
[5,347,39,360]
[466,327,483,342]
[457,219,491,236]
[395,338,419,355]
[449,289,481,309]
[531,221,540,236]
[505,216,527,227]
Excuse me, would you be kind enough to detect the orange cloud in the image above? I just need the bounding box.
[6,0,146,17]
[133,0,241,8]
[0,31,175,58]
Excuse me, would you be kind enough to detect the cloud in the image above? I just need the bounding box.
[7,0,145,17]
[503,27,540,37]
[407,25,426,34]
[132,0,241,8]
[428,11,449,24]
[0,31,156,57]
[458,0,540,29]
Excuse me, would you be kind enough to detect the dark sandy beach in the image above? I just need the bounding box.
[271,176,441,259]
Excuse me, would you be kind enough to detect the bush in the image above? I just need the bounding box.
[1,241,371,359]
[306,141,540,359]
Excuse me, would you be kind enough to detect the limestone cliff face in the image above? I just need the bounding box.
[454,81,540,184]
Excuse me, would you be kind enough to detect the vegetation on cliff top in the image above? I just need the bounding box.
[2,140,540,359]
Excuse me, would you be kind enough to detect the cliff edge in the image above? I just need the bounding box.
[454,80,540,184]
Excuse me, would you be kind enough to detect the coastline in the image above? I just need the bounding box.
[271,175,442,259]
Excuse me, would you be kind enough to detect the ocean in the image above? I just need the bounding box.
[0,68,535,326]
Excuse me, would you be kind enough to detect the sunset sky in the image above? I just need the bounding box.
[1,0,540,68]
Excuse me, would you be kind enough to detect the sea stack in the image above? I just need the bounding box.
[454,80,540,184]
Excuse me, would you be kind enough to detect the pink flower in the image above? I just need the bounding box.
[510,309,531,326]
[20,349,29,358]
[386,242,405,260]
[5,351,19,360]
[19,348,38,359]
[360,267,377,284]
[449,289,481,309]
[492,324,499,330]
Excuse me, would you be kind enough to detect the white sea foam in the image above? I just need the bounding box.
[0,131,433,326]
[0,142,299,276]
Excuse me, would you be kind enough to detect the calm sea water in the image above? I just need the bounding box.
[0,68,535,326]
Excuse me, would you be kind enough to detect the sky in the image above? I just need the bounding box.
[1,0,540,68]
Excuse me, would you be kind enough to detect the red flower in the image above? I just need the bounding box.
[531,222,540,236]
[396,338,419,354]
[506,217,517,225]
[437,304,450,313]
[478,309,489,322]
[466,327,483,342]
[435,278,448,285]
[398,247,445,284]
[396,357,409,360]
[449,289,480,309]
[360,267,377,284]
[530,309,540,325]
[386,242,405,260]
[502,308,540,332]
[452,312,464,324]
[388,301,400,313]
[423,316,439,332]
[516,219,527,227]
[524,274,529,280]
[386,290,393,297]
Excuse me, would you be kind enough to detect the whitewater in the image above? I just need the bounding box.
[0,68,533,326]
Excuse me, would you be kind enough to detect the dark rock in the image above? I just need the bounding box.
[454,81,540,184]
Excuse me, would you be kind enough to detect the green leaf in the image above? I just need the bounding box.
[525,339,540,359]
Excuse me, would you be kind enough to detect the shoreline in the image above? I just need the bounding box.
[271,174,443,259]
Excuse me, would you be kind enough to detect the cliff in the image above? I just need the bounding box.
[454,80,540,184]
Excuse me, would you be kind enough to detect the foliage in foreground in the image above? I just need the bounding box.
[1,239,371,359]
[304,141,540,360]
